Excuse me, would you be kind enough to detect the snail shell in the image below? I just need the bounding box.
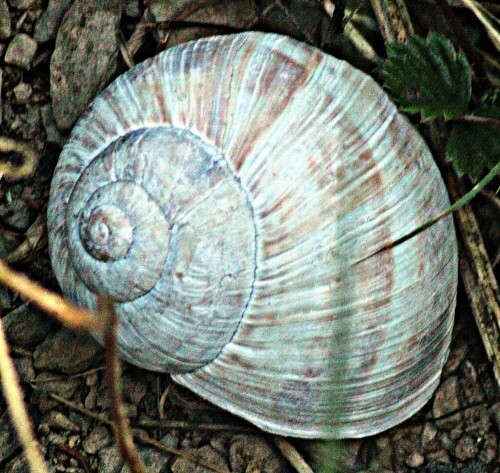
[48,32,458,438]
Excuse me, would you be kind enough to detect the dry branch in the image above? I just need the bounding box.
[0,318,49,473]
[0,259,103,332]
[101,297,147,473]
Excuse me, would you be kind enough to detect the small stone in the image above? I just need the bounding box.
[34,0,74,42]
[122,372,148,404]
[405,451,425,468]
[3,303,57,349]
[460,360,484,404]
[229,434,288,473]
[8,0,37,9]
[5,34,38,69]
[0,285,11,311]
[4,455,29,473]
[44,411,80,432]
[82,425,112,454]
[490,402,500,431]
[40,104,66,146]
[98,446,124,473]
[31,371,81,412]
[120,431,179,473]
[50,0,121,130]
[86,371,99,386]
[121,0,141,17]
[34,327,104,374]
[454,435,478,461]
[46,431,66,445]
[432,376,461,418]
[0,68,3,125]
[463,405,491,437]
[12,356,35,382]
[0,411,19,463]
[0,0,11,39]
[13,82,32,103]
[0,199,31,231]
[478,433,497,464]
[449,426,463,440]
[426,448,452,465]
[84,385,97,410]
[172,445,230,473]
[421,422,438,445]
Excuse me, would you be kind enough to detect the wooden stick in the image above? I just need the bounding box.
[0,318,49,473]
[274,437,315,473]
[101,297,147,473]
[0,259,103,332]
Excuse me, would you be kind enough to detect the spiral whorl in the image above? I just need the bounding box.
[54,126,257,372]
[48,32,458,438]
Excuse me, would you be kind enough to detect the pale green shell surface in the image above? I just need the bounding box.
[48,32,458,438]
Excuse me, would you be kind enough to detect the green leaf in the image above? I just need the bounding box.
[382,33,472,120]
[446,106,500,178]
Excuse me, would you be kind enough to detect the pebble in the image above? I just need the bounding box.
[4,455,29,473]
[0,68,2,125]
[0,411,19,463]
[121,431,179,473]
[426,448,452,465]
[490,402,500,431]
[82,425,112,454]
[460,360,484,404]
[33,327,104,374]
[5,33,38,69]
[0,199,31,231]
[44,411,80,432]
[405,451,425,468]
[229,434,288,473]
[84,385,97,410]
[172,445,230,473]
[31,371,81,412]
[50,0,121,130]
[12,356,35,381]
[478,433,498,464]
[432,375,461,418]
[34,0,74,42]
[40,103,66,146]
[421,422,438,446]
[98,446,124,473]
[0,0,11,39]
[3,302,57,349]
[8,0,37,9]
[454,435,478,461]
[122,371,148,404]
[13,82,32,103]
[121,0,141,18]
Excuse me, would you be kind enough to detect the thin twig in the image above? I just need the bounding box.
[135,419,256,432]
[0,318,49,473]
[454,115,500,125]
[274,437,315,473]
[368,0,414,43]
[0,259,103,332]
[101,296,147,473]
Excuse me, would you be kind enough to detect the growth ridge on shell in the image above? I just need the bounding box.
[48,32,458,439]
